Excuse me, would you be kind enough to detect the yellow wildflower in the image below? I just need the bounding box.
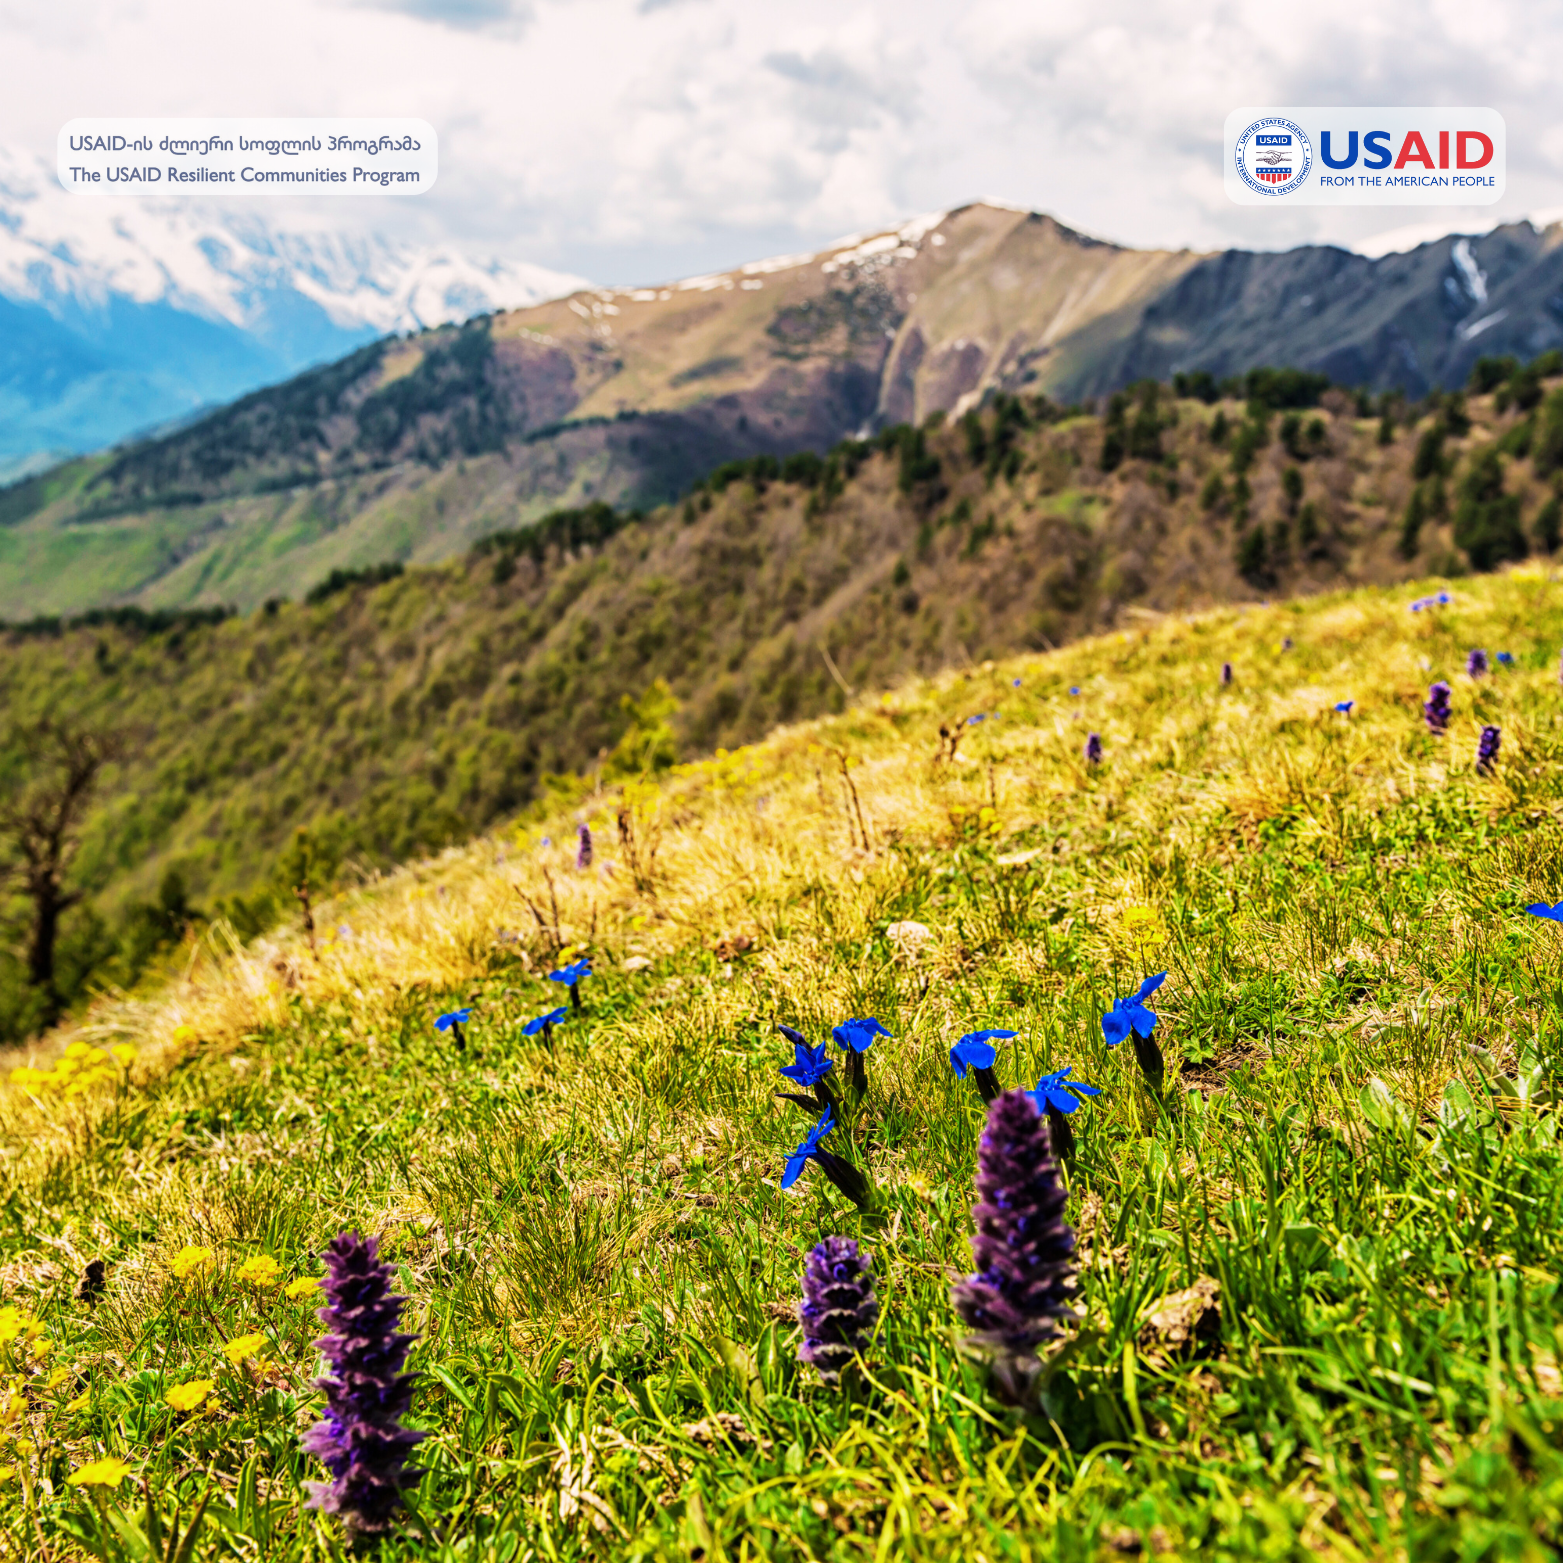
[221,1333,268,1367]
[284,1275,321,1301]
[0,1307,44,1346]
[235,1255,281,1289]
[170,1246,215,1281]
[0,1466,13,1482]
[172,1025,196,1045]
[66,1393,89,1413]
[64,1042,94,1060]
[1121,906,1168,946]
[45,1368,69,1390]
[164,1379,216,1413]
[110,1044,138,1068]
[68,1456,132,1488]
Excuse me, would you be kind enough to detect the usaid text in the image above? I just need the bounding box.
[1223,108,1504,206]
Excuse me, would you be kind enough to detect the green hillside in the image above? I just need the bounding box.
[3,567,1563,1557]
[3,367,1562,1042]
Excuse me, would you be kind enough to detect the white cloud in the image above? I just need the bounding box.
[0,0,1559,282]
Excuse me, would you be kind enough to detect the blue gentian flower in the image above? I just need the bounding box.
[1012,678,1022,687]
[968,713,987,725]
[435,1008,471,1050]
[951,1029,1014,1104]
[834,1016,892,1095]
[523,1006,568,1042]
[779,1106,869,1206]
[549,958,593,1010]
[1526,902,1563,922]
[781,1036,833,1088]
[1335,700,1354,714]
[781,1107,836,1189]
[1101,973,1166,1046]
[1497,651,1514,666]
[1029,1065,1101,1162]
[1029,1067,1102,1115]
[1069,686,1080,696]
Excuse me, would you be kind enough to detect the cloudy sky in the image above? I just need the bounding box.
[3,0,1557,283]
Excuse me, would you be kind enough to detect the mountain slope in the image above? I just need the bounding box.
[0,148,587,473]
[2,368,1557,1044]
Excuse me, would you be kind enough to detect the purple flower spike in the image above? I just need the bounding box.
[1084,732,1103,764]
[575,823,593,871]
[301,1232,426,1537]
[1220,661,1233,686]
[1424,681,1452,735]
[1476,725,1501,776]
[1467,648,1488,678]
[799,1237,877,1384]
[951,1092,1076,1402]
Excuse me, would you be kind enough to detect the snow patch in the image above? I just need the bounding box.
[1450,238,1487,305]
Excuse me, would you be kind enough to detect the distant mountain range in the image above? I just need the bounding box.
[0,148,587,480]
[6,198,1563,616]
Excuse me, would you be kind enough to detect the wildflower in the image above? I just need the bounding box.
[302,1232,426,1537]
[832,1016,892,1095]
[1527,901,1563,921]
[781,1106,869,1207]
[1335,700,1354,714]
[0,1305,43,1344]
[950,1091,1077,1405]
[523,1006,569,1046]
[776,1027,838,1115]
[68,1456,132,1489]
[222,1332,269,1367]
[1467,648,1488,677]
[1012,678,1022,687]
[1068,686,1080,696]
[1476,725,1501,775]
[1221,661,1232,685]
[1029,1067,1101,1162]
[575,822,593,870]
[1084,732,1102,764]
[968,713,987,725]
[109,1045,137,1068]
[1102,972,1167,1091]
[170,1246,215,1282]
[165,1379,216,1414]
[549,958,592,1010]
[285,1276,322,1301]
[435,1008,470,1050]
[236,1256,282,1289]
[1497,651,1514,666]
[1102,973,1165,1046]
[1282,637,1293,650]
[799,1238,877,1384]
[1424,680,1452,734]
[1121,906,1166,946]
[950,1030,1015,1105]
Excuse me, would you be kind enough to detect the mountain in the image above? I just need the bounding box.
[6,199,1563,618]
[0,148,587,476]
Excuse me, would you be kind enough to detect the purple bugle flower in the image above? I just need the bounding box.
[950,1091,1076,1405]
[1220,661,1233,686]
[1423,680,1452,735]
[575,822,593,871]
[301,1232,426,1536]
[1476,725,1501,776]
[799,1237,877,1384]
[1084,732,1102,765]
[1466,648,1488,678]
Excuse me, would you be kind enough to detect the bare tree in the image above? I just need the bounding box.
[0,721,120,1022]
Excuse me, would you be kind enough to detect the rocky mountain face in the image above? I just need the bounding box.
[6,199,1563,614]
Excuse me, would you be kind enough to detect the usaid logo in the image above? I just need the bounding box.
[1234,118,1313,196]
[1224,108,1504,206]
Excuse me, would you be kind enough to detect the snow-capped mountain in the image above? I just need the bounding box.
[0,147,587,475]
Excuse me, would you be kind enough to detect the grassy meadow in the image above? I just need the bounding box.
[4,567,1563,1559]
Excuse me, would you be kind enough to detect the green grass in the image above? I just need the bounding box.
[4,570,1563,1559]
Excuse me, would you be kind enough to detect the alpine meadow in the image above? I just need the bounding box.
[6,233,1563,1556]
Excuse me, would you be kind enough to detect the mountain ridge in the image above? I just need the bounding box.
[8,200,1563,616]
